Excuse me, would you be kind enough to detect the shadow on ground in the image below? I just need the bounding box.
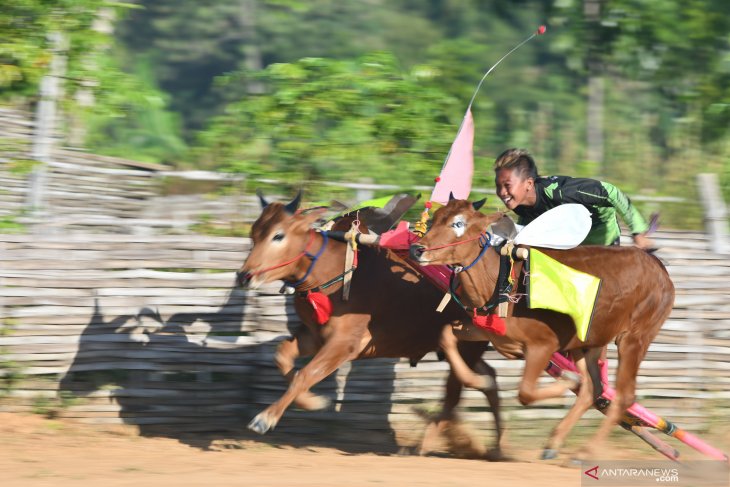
[58,284,400,453]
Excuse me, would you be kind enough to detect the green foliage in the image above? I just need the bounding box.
[0,346,24,397]
[189,214,251,238]
[195,53,462,194]
[549,0,730,146]
[0,1,57,96]
[0,214,26,233]
[4,1,730,228]
[0,0,184,163]
[116,0,439,131]
[31,390,80,418]
[77,53,187,163]
[6,159,40,175]
[0,0,108,97]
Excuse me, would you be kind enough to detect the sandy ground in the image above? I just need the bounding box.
[1,413,727,487]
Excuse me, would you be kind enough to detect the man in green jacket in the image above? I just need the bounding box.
[493,148,654,249]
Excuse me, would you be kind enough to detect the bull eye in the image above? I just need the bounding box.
[272,232,285,242]
[450,216,467,237]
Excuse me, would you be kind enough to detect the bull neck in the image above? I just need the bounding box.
[453,245,500,309]
[287,232,349,294]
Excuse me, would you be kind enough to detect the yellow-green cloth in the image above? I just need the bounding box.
[527,248,602,341]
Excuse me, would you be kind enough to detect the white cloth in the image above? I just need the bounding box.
[510,204,592,249]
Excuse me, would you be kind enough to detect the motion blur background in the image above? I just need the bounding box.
[1,1,730,454]
[3,0,730,228]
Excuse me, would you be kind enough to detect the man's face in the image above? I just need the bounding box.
[495,168,535,210]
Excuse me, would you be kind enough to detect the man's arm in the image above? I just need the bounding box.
[598,181,649,235]
[553,177,648,234]
[556,177,653,247]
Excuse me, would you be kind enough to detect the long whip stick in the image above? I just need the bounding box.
[414,25,547,236]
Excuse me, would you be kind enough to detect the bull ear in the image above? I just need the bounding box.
[472,197,487,211]
[449,191,456,201]
[284,189,303,215]
[256,189,269,209]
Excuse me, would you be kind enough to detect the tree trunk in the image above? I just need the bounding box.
[584,0,604,177]
[239,0,264,94]
[28,32,66,216]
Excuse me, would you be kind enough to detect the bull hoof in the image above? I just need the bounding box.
[247,413,274,435]
[541,448,559,460]
[485,448,508,462]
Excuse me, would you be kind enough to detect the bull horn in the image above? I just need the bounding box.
[284,189,303,214]
[472,197,487,211]
[256,189,269,208]
[449,191,456,201]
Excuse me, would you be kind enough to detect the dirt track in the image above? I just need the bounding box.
[1,413,728,487]
[0,413,588,487]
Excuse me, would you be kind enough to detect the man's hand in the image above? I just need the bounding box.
[632,233,655,250]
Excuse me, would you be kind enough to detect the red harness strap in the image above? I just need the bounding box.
[249,230,317,276]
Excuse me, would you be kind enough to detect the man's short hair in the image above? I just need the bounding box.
[493,148,539,180]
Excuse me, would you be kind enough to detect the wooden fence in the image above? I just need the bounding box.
[1,231,729,452]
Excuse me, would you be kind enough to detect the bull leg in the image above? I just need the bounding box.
[440,327,503,456]
[275,329,330,411]
[439,326,495,392]
[517,345,579,407]
[248,330,359,435]
[420,367,489,458]
[542,348,603,459]
[421,341,503,459]
[419,369,464,456]
[577,337,644,460]
[474,358,505,459]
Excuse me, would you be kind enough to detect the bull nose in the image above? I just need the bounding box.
[409,244,426,261]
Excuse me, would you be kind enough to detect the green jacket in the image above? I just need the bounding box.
[513,175,648,245]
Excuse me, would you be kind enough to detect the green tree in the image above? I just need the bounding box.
[77,53,187,163]
[0,1,186,164]
[0,0,106,98]
[195,53,462,193]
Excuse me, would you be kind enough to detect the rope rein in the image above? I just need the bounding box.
[420,230,490,252]
[296,265,356,296]
[446,232,493,309]
[445,234,523,317]
[455,233,492,273]
[249,226,363,297]
[250,230,318,276]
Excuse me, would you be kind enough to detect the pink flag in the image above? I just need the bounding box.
[430,108,474,204]
[378,221,417,250]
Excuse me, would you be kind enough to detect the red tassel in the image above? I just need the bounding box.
[307,291,333,325]
[472,309,506,336]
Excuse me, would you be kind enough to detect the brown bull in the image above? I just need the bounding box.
[410,198,675,459]
[237,192,504,456]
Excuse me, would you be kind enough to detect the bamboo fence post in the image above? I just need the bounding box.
[697,173,729,254]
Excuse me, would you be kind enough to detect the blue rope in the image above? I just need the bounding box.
[459,232,492,273]
[284,231,329,289]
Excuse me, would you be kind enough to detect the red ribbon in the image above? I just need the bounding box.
[472,308,506,336]
[307,291,333,325]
